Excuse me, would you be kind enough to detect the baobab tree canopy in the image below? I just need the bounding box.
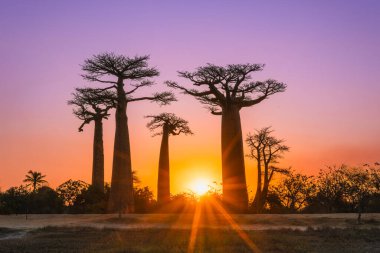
[82,53,175,105]
[68,87,115,132]
[146,113,193,136]
[166,63,286,114]
[81,53,175,213]
[167,63,286,212]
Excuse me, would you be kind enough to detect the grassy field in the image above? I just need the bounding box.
[0,226,380,253]
[0,214,380,252]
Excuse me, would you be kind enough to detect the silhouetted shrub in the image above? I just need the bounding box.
[0,186,29,214]
[28,186,63,213]
[134,186,156,213]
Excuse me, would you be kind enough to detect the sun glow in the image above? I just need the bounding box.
[188,178,210,196]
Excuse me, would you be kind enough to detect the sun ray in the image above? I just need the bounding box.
[209,198,262,253]
[187,202,202,253]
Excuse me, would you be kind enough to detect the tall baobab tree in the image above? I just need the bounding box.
[246,127,289,212]
[167,64,286,211]
[82,53,176,213]
[23,170,47,192]
[146,113,193,204]
[68,87,115,192]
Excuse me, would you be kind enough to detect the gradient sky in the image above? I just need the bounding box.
[0,1,379,197]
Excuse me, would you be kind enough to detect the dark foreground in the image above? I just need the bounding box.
[1,226,380,253]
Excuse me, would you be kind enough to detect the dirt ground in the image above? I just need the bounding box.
[1,213,379,232]
[1,214,379,252]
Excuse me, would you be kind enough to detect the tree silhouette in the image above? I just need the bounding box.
[246,127,289,212]
[56,179,90,207]
[23,170,47,192]
[271,170,316,212]
[315,166,347,212]
[68,88,115,192]
[339,166,376,223]
[146,113,193,204]
[167,64,286,211]
[82,53,176,213]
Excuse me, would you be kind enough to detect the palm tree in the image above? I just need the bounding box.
[23,170,47,192]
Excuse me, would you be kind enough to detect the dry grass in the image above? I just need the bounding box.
[1,214,380,252]
[0,226,380,253]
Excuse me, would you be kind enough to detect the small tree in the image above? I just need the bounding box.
[340,166,376,223]
[68,88,115,192]
[146,113,192,204]
[167,64,286,212]
[246,127,289,212]
[314,166,347,212]
[271,170,316,212]
[82,53,176,213]
[23,170,47,192]
[56,179,89,207]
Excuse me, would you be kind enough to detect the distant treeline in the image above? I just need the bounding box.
[0,165,379,221]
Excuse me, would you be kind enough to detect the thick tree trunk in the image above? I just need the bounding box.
[221,105,248,212]
[92,118,104,192]
[157,126,170,204]
[108,83,134,213]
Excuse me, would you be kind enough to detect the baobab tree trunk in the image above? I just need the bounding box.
[252,153,262,213]
[221,105,248,212]
[157,125,170,204]
[108,83,134,213]
[92,118,104,192]
[260,164,270,212]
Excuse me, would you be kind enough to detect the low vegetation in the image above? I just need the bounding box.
[0,226,379,253]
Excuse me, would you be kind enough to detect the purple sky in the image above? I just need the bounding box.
[0,1,379,193]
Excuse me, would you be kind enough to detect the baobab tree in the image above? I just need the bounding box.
[68,87,115,192]
[82,53,176,212]
[23,170,47,192]
[166,64,286,211]
[146,113,193,204]
[246,127,289,212]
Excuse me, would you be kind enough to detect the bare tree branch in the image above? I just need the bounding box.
[166,63,286,115]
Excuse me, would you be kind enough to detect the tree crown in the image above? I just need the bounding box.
[23,170,47,191]
[68,87,116,132]
[81,52,176,106]
[246,127,290,164]
[145,113,193,136]
[166,63,286,115]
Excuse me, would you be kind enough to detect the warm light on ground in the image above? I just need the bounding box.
[188,178,210,196]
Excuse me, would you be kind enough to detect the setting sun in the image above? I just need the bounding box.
[188,178,210,196]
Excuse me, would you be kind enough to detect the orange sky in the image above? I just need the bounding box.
[1,1,379,198]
